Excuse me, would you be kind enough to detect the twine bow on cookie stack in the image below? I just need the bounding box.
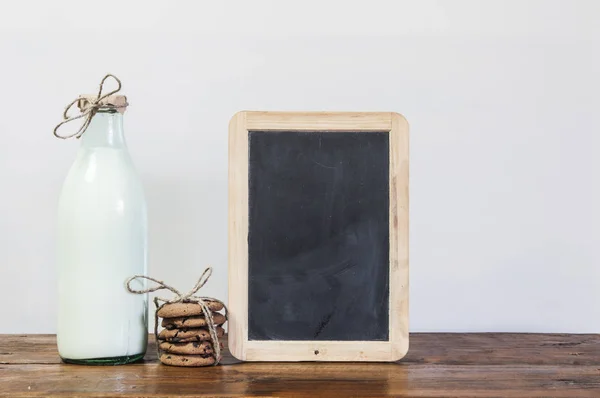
[126,267,228,366]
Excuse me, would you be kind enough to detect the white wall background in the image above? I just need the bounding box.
[0,0,598,334]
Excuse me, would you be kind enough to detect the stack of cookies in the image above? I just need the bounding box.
[156,300,226,367]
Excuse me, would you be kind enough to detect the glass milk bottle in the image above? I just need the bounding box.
[56,90,148,364]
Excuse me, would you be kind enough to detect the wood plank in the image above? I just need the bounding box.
[389,112,410,360]
[2,334,598,366]
[227,111,249,361]
[1,334,599,397]
[402,333,600,366]
[244,111,392,131]
[1,363,599,397]
[243,340,394,362]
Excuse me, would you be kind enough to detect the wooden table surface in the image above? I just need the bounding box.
[1,333,599,397]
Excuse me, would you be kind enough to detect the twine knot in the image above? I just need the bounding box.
[126,267,227,366]
[53,74,128,140]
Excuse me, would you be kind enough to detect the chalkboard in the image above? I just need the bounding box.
[248,131,390,341]
[229,112,409,362]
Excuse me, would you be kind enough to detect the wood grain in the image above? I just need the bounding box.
[244,111,392,131]
[1,334,599,397]
[228,111,409,362]
[389,112,410,360]
[228,111,249,361]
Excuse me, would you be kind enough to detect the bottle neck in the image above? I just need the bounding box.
[80,111,126,149]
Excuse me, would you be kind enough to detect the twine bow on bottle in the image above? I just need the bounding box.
[126,267,228,365]
[53,74,128,140]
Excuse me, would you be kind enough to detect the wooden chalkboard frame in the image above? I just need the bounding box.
[228,111,409,361]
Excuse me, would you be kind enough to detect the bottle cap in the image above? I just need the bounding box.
[77,94,128,114]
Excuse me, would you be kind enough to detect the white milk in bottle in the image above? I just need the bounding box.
[55,78,147,364]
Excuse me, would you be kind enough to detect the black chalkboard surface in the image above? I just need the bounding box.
[228,112,409,362]
[248,131,390,341]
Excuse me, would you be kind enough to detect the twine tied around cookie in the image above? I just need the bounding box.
[53,74,129,140]
[126,267,227,365]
